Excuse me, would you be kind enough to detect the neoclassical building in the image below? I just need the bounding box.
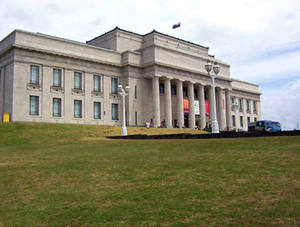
[0,27,261,130]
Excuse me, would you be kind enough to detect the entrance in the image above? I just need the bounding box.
[184,114,189,128]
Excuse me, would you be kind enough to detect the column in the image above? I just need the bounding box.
[225,89,232,130]
[243,98,247,130]
[176,79,184,128]
[164,77,172,128]
[257,101,261,120]
[208,85,213,128]
[188,82,195,129]
[152,76,160,128]
[217,88,225,131]
[198,84,206,129]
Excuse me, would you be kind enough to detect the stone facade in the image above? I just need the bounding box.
[0,27,261,131]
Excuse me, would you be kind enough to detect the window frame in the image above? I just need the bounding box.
[159,83,164,94]
[194,88,198,99]
[93,75,101,92]
[30,65,40,85]
[232,115,236,127]
[93,102,101,119]
[53,98,62,117]
[253,100,257,112]
[111,77,118,94]
[112,103,119,120]
[238,98,242,111]
[246,99,250,111]
[29,95,39,115]
[53,68,62,87]
[74,100,82,118]
[171,85,177,96]
[74,72,82,90]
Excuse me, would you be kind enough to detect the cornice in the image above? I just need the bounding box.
[138,43,229,67]
[12,44,122,67]
[232,87,262,96]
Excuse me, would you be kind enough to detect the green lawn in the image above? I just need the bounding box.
[0,123,299,226]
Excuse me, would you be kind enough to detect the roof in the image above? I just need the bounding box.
[86,27,209,50]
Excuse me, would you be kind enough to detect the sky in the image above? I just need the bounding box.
[1,0,299,129]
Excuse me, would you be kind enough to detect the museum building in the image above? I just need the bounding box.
[0,27,261,130]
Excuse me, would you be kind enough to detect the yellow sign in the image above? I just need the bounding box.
[3,113,10,122]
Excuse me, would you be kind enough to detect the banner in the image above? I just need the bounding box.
[183,99,189,114]
[194,100,200,115]
[205,102,210,116]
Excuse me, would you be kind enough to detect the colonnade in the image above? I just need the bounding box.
[152,76,233,130]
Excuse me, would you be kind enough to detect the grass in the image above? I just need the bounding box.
[0,122,299,226]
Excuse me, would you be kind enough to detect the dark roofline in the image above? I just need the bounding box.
[86,27,209,50]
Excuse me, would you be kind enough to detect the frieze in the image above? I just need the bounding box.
[231,90,260,100]
[14,48,121,75]
[155,65,231,89]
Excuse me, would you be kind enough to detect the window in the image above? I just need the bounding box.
[135,86,137,99]
[30,65,39,84]
[240,116,243,127]
[29,96,39,115]
[53,98,61,117]
[238,98,242,110]
[231,97,235,105]
[253,100,257,112]
[232,115,236,127]
[159,83,164,94]
[183,87,188,97]
[135,112,138,125]
[93,75,101,92]
[74,100,82,118]
[194,88,198,99]
[246,100,250,111]
[111,78,118,94]
[53,69,62,87]
[74,72,82,89]
[112,103,118,120]
[247,117,250,124]
[171,85,177,96]
[254,117,257,122]
[94,102,101,119]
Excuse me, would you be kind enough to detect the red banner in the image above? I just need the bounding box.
[205,102,210,116]
[183,99,189,114]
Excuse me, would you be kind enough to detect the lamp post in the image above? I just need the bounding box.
[232,102,239,132]
[118,84,130,136]
[205,61,220,134]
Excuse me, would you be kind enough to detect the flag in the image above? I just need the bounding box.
[172,22,181,29]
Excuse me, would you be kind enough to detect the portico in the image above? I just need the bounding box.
[150,75,232,130]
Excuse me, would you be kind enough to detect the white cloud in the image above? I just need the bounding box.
[262,78,300,130]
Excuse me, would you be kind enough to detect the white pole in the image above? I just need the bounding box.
[119,84,129,136]
[211,74,219,133]
[121,93,127,136]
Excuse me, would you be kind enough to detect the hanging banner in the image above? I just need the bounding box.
[205,102,210,116]
[183,99,189,114]
[194,100,200,115]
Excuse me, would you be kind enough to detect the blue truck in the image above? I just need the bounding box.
[248,120,281,132]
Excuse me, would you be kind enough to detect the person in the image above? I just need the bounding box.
[146,121,150,128]
[150,119,153,127]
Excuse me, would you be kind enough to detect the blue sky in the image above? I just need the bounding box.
[1,0,299,129]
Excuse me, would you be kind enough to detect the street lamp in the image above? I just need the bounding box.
[118,84,130,136]
[232,102,239,132]
[205,61,220,133]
